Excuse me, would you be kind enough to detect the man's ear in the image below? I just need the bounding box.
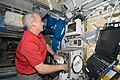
[31,21,36,27]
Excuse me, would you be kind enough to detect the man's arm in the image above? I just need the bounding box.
[46,44,60,60]
[34,62,67,74]
[46,44,54,55]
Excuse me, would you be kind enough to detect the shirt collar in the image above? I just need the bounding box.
[38,32,43,38]
[25,30,43,39]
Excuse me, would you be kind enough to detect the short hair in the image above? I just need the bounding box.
[22,12,37,29]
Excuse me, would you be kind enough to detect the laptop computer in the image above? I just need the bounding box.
[84,27,120,80]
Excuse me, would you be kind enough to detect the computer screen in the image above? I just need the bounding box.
[65,19,82,36]
[67,22,76,33]
[95,27,120,59]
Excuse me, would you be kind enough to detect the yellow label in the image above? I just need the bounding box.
[102,76,110,80]
[116,65,120,69]
[19,17,22,22]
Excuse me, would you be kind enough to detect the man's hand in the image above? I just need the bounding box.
[61,64,68,72]
[53,54,60,61]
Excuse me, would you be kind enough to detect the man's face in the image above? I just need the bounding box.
[34,14,44,32]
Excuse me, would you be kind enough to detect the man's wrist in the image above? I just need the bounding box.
[52,53,54,56]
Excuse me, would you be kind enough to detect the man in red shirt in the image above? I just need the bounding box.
[15,12,67,80]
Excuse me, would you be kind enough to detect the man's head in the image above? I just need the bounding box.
[22,12,44,34]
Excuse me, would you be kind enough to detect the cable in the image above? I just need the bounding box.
[106,0,119,27]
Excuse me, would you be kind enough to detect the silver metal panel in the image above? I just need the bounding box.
[57,48,85,80]
[0,0,32,12]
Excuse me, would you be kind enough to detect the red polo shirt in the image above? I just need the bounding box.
[15,30,47,74]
